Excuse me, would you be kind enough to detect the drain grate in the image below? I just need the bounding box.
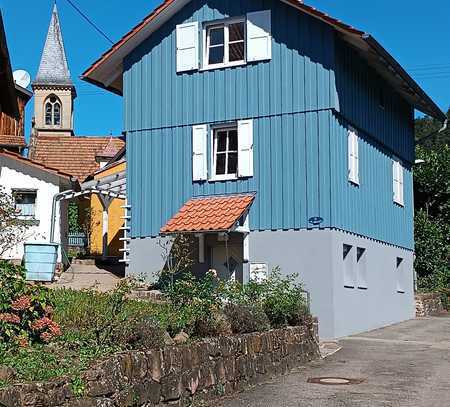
[307,377,365,386]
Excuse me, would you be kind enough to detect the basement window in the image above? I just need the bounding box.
[343,244,355,288]
[396,257,405,293]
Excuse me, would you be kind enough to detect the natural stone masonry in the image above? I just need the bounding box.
[415,293,445,317]
[0,319,320,407]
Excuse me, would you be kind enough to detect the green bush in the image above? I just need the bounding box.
[414,210,449,292]
[164,271,223,337]
[223,303,270,334]
[221,268,309,328]
[0,261,60,347]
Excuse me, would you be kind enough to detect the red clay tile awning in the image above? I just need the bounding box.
[161,194,255,234]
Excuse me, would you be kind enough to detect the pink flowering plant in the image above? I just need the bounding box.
[0,261,61,347]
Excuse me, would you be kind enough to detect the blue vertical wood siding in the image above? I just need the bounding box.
[123,0,337,132]
[330,113,414,249]
[124,0,416,250]
[128,110,333,239]
[334,39,415,164]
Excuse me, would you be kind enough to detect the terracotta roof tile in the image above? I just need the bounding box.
[161,194,255,234]
[30,135,124,181]
[0,149,72,179]
[0,134,26,147]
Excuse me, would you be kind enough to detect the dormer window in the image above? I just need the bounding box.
[45,96,61,126]
[204,19,245,69]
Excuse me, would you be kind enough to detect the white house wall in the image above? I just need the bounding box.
[0,156,68,262]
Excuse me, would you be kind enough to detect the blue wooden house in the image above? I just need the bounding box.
[83,0,445,339]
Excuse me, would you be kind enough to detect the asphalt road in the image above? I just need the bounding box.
[218,315,450,407]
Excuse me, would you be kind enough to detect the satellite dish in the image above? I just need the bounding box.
[13,70,31,89]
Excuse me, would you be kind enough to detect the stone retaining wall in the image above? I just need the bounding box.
[0,320,319,407]
[415,293,445,317]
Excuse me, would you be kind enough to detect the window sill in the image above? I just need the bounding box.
[344,285,355,289]
[348,179,360,187]
[209,175,238,182]
[200,61,246,72]
[397,290,405,294]
[358,286,368,290]
[393,200,405,207]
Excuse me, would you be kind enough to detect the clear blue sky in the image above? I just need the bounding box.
[1,0,449,140]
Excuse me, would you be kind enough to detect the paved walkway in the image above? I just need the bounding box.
[49,263,124,292]
[219,315,450,407]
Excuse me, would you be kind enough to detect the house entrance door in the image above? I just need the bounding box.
[211,244,243,283]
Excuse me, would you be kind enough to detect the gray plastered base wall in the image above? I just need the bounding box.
[249,229,415,339]
[127,229,415,340]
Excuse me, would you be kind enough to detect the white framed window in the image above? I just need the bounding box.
[212,126,239,180]
[348,127,359,185]
[13,190,37,218]
[343,244,355,288]
[393,157,404,206]
[396,257,405,293]
[357,247,368,289]
[203,18,246,69]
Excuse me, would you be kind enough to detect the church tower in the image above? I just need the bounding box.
[32,4,76,137]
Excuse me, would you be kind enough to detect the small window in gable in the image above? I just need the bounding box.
[378,88,385,109]
[204,19,245,69]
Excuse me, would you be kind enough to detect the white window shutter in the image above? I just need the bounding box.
[192,125,207,181]
[393,159,404,205]
[237,119,254,178]
[348,129,359,184]
[176,22,199,73]
[398,163,404,205]
[246,10,272,62]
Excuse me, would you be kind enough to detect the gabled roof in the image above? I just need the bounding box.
[29,135,124,182]
[0,149,72,180]
[161,194,255,234]
[81,0,445,121]
[34,4,73,87]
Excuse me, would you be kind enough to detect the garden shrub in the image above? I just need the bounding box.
[221,268,309,328]
[0,261,60,347]
[223,303,270,334]
[113,315,166,350]
[164,271,223,337]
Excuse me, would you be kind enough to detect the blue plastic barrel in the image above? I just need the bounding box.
[23,243,59,282]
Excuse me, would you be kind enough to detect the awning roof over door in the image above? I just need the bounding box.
[160,193,255,234]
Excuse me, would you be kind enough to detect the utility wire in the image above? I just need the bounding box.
[63,0,114,44]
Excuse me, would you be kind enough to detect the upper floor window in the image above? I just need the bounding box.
[204,19,245,69]
[176,10,271,74]
[348,127,359,185]
[45,96,61,126]
[392,157,404,206]
[13,189,37,218]
[192,120,254,182]
[212,126,239,180]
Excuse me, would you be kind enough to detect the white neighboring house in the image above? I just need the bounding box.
[0,150,73,263]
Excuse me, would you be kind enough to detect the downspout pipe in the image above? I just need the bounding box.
[50,190,75,243]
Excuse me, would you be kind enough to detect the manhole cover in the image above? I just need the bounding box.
[307,377,365,386]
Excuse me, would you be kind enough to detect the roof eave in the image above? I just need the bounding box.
[362,35,446,122]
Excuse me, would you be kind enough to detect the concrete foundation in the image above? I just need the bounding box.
[128,229,415,339]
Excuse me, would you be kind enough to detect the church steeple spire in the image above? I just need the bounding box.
[31,3,75,137]
[34,3,73,87]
